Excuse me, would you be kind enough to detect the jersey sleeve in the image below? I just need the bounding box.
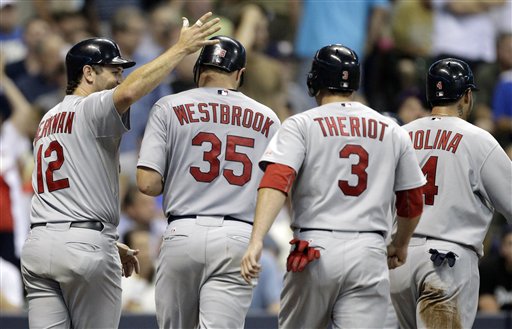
[480,144,512,222]
[259,116,306,173]
[137,103,168,176]
[394,127,426,191]
[81,88,130,137]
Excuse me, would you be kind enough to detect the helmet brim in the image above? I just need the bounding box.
[107,56,136,68]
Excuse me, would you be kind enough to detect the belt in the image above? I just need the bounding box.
[299,228,383,237]
[30,221,104,231]
[167,215,252,226]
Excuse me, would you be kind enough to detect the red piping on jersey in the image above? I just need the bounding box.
[395,186,424,218]
[259,163,296,195]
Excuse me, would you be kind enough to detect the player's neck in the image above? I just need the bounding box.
[431,106,464,119]
[318,93,353,106]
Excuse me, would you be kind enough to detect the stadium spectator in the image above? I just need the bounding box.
[479,225,512,313]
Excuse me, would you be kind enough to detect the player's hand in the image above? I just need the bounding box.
[116,242,140,278]
[387,242,408,269]
[241,240,263,285]
[175,12,221,55]
[286,238,320,272]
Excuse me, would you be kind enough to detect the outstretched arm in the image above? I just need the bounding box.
[113,12,221,114]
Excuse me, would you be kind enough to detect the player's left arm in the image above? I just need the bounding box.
[137,167,163,196]
[480,145,512,222]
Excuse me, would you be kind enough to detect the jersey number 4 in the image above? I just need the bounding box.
[421,156,439,205]
[190,132,254,186]
[36,141,70,193]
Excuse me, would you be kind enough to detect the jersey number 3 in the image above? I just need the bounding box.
[190,132,254,186]
[339,144,368,196]
[36,141,70,193]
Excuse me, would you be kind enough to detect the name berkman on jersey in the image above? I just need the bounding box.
[314,116,389,141]
[172,102,275,138]
[409,129,463,154]
[34,111,75,143]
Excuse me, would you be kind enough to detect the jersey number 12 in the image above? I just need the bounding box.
[36,141,70,193]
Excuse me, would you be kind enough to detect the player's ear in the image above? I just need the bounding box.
[236,68,246,88]
[83,65,95,84]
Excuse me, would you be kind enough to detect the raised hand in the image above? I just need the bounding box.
[176,12,222,55]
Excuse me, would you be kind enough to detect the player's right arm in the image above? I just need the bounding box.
[241,163,296,284]
[113,12,221,114]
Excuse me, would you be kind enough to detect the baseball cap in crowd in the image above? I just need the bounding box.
[0,0,17,8]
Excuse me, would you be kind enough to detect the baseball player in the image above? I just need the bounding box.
[20,13,220,329]
[389,58,512,329]
[136,36,280,329]
[241,44,426,328]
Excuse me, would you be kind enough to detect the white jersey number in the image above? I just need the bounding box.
[190,132,254,186]
[421,156,439,205]
[36,141,70,193]
[339,144,368,197]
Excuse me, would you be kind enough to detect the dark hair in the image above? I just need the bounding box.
[65,65,103,95]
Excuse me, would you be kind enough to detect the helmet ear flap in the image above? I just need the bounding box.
[307,71,319,97]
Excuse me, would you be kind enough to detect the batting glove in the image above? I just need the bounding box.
[286,238,321,272]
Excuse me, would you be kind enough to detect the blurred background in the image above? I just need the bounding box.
[1,0,511,325]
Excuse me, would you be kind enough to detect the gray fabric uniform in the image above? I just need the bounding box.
[21,89,129,329]
[390,116,512,329]
[137,87,280,329]
[260,102,426,328]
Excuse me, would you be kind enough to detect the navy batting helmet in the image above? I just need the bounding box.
[193,36,246,86]
[307,44,360,97]
[65,38,136,83]
[426,58,477,106]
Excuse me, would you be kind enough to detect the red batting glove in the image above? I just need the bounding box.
[286,238,321,272]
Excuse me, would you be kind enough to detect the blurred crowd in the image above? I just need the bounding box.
[1,0,511,317]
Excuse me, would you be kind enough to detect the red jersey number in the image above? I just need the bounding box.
[338,144,368,196]
[36,141,70,193]
[190,132,254,186]
[421,156,439,205]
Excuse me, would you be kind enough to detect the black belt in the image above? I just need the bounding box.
[167,215,252,226]
[299,228,383,237]
[30,221,104,231]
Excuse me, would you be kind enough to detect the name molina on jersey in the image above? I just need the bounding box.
[34,111,75,143]
[172,103,275,137]
[409,129,463,154]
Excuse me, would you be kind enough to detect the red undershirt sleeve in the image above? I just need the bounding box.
[258,163,297,196]
[395,186,424,218]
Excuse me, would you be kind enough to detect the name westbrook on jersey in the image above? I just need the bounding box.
[171,101,276,137]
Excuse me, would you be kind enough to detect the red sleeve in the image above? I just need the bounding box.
[395,186,424,218]
[258,163,296,195]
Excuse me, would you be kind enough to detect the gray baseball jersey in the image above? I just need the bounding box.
[403,116,512,255]
[260,101,426,234]
[260,101,425,328]
[138,87,280,328]
[138,87,280,221]
[390,116,512,329]
[31,89,129,228]
[21,89,128,329]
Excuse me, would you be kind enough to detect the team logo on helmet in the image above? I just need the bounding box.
[436,81,443,90]
[212,48,227,64]
[342,70,349,80]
